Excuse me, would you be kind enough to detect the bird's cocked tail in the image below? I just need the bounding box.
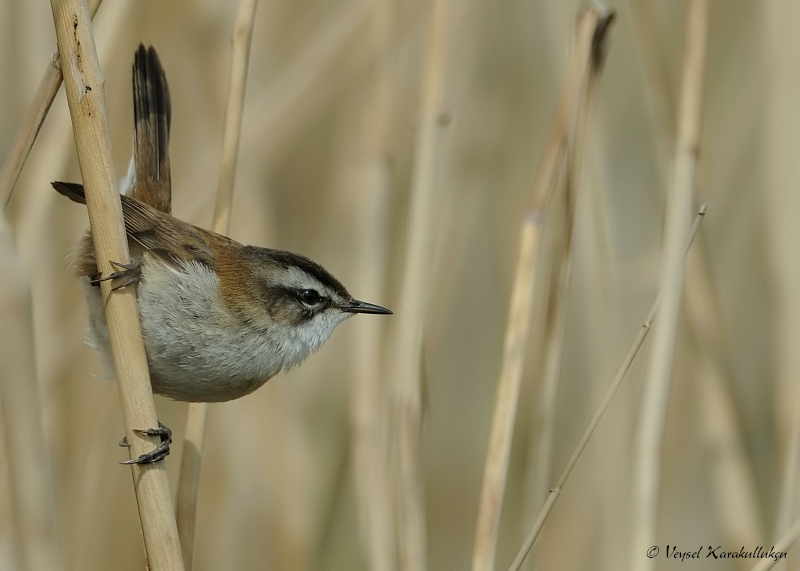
[131,45,172,213]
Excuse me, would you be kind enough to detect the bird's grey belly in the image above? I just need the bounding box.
[85,258,283,403]
[138,260,284,402]
[140,317,277,403]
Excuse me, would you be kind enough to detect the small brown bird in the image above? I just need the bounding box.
[54,45,391,463]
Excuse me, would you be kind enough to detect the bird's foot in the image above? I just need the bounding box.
[90,260,141,290]
[119,421,172,465]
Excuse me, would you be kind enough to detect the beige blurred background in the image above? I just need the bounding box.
[0,0,798,569]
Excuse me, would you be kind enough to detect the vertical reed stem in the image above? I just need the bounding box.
[349,1,396,569]
[750,519,800,571]
[391,0,455,568]
[0,0,103,207]
[527,16,612,568]
[471,8,605,570]
[630,1,711,569]
[48,0,184,568]
[0,215,62,571]
[175,1,259,569]
[509,207,707,571]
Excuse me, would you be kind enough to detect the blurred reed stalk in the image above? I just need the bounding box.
[0,3,109,570]
[527,12,614,569]
[628,0,761,557]
[509,206,707,571]
[390,0,455,567]
[471,7,608,571]
[0,216,62,571]
[176,0,259,568]
[626,0,675,176]
[630,0,711,568]
[629,0,761,555]
[686,246,764,554]
[0,0,103,206]
[4,18,130,566]
[750,519,800,571]
[48,0,184,569]
[762,3,800,569]
[240,1,370,164]
[348,1,396,570]
[774,420,800,571]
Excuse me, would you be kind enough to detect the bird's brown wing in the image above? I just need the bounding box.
[120,194,216,269]
[52,181,217,270]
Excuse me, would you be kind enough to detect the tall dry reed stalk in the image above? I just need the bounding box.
[762,3,800,570]
[390,0,456,568]
[0,0,103,207]
[0,214,62,571]
[48,0,183,568]
[471,8,608,570]
[239,1,370,165]
[750,519,800,571]
[0,1,102,563]
[175,1,259,568]
[526,13,613,570]
[627,0,675,176]
[629,0,761,557]
[2,25,131,570]
[348,1,397,570]
[630,1,711,568]
[509,206,707,571]
[686,246,764,552]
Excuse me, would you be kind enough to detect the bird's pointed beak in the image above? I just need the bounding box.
[341,299,393,315]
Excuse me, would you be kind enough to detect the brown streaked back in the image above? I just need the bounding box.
[52,181,219,274]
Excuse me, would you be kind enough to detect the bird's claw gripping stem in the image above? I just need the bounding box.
[119,421,172,465]
[90,260,141,290]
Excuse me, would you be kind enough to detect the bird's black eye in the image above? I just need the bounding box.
[298,289,322,305]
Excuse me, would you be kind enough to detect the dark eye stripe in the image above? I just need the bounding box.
[259,286,320,326]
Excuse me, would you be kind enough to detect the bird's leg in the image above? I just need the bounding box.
[119,421,172,465]
[90,260,141,290]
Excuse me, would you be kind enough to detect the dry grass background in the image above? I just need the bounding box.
[0,0,797,570]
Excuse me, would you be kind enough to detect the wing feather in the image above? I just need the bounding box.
[52,181,216,269]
